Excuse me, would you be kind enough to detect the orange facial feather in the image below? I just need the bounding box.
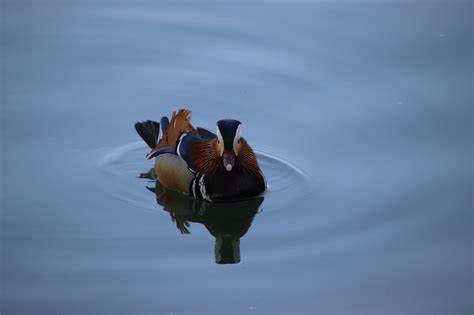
[191,138,261,176]
[235,138,261,175]
[191,139,221,175]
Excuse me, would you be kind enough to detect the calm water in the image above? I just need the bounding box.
[2,1,472,314]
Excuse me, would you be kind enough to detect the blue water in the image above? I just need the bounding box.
[2,1,472,314]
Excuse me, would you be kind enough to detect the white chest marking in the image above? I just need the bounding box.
[199,175,212,202]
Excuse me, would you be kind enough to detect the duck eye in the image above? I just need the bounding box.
[237,139,240,144]
[217,140,220,145]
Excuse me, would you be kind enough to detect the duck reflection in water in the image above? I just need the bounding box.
[146,180,264,264]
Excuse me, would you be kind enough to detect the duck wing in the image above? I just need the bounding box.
[175,132,204,172]
[147,132,203,172]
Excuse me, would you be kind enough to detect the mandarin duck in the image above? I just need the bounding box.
[135,109,266,202]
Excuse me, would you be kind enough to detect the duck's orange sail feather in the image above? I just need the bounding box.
[146,109,197,159]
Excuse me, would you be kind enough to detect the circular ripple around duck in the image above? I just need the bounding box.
[97,142,311,212]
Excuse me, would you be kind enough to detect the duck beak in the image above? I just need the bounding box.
[222,150,235,172]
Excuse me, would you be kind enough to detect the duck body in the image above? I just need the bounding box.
[135,109,266,202]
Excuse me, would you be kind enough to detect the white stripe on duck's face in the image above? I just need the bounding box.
[216,124,242,156]
[232,124,242,156]
[216,128,224,156]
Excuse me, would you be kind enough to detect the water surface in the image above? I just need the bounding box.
[2,1,472,314]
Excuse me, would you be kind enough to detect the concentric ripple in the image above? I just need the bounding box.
[97,141,311,212]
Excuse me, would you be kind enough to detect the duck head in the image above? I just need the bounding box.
[216,119,242,172]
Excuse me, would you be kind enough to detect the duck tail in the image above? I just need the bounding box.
[134,120,161,149]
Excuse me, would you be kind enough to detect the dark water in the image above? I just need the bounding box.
[2,1,472,314]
